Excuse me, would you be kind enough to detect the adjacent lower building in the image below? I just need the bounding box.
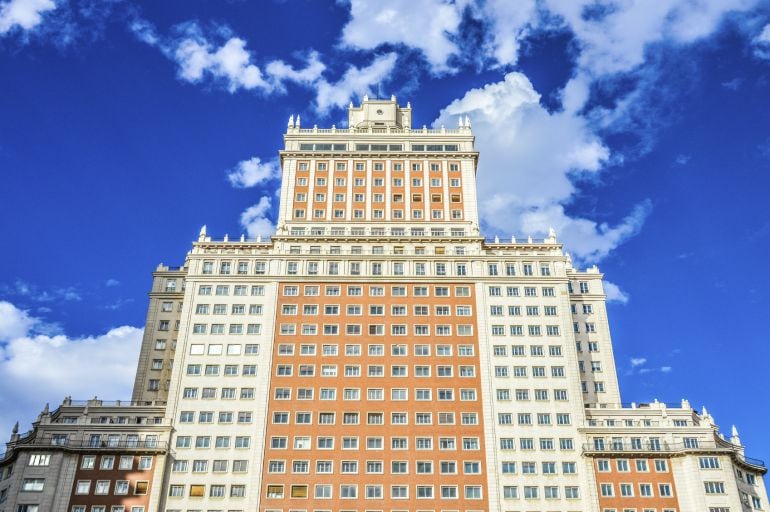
[4,97,766,512]
[0,399,170,512]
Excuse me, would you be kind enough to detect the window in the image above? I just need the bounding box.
[704,481,725,494]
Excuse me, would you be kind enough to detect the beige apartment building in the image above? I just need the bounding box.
[3,97,765,512]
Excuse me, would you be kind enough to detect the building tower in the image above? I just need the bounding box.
[2,97,765,512]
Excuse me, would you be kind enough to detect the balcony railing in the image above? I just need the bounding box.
[13,437,168,452]
[583,441,766,470]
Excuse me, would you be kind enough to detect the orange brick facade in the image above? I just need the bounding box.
[260,282,489,510]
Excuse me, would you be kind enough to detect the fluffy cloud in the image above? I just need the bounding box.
[0,301,143,436]
[434,72,650,262]
[340,0,462,73]
[132,20,395,112]
[754,23,770,59]
[227,157,280,188]
[630,357,647,367]
[0,0,56,35]
[603,280,630,304]
[239,196,275,238]
[315,53,398,113]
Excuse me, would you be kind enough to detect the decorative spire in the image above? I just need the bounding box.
[296,115,301,128]
[548,227,557,239]
[458,116,464,128]
[363,94,369,102]
[288,114,294,128]
[731,425,742,446]
[701,406,709,418]
[198,225,207,241]
[349,101,354,109]
[391,94,396,101]
[406,101,411,108]
[12,421,18,434]
[465,115,471,128]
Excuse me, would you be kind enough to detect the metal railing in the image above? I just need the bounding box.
[12,437,168,451]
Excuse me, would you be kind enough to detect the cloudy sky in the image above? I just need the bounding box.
[1,0,770,458]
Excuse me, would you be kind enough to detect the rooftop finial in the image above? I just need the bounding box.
[288,115,294,128]
[349,101,354,109]
[391,94,396,101]
[12,421,18,434]
[198,225,207,241]
[701,406,709,417]
[548,227,557,239]
[731,425,742,446]
[363,94,369,102]
[407,101,411,108]
[458,116,463,128]
[465,115,471,128]
[296,115,301,128]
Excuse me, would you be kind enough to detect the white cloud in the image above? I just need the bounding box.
[434,72,651,262]
[481,0,537,66]
[660,366,673,373]
[0,301,143,436]
[315,52,398,113]
[133,20,396,113]
[340,0,461,73]
[0,0,56,35]
[105,278,120,287]
[630,357,647,367]
[754,23,770,59]
[265,51,326,91]
[604,280,630,304]
[2,279,82,303]
[227,157,280,188]
[0,301,39,341]
[239,196,275,238]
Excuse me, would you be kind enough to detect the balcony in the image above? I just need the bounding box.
[583,441,766,471]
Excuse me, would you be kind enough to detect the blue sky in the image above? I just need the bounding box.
[1,0,770,460]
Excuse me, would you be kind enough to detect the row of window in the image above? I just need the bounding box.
[191,323,262,335]
[266,411,484,427]
[179,411,255,424]
[498,437,576,451]
[295,191,463,203]
[271,386,477,401]
[79,455,152,471]
[168,483,246,498]
[497,413,572,426]
[188,344,260,356]
[200,284,478,298]
[267,436,482,451]
[490,325,563,336]
[286,226,469,237]
[597,459,670,472]
[265,483,483,500]
[281,304,476,316]
[264,459,486,476]
[292,207,464,221]
[170,458,248,473]
[194,303,263,315]
[492,365,568,378]
[294,160,462,171]
[495,388,569,401]
[74,479,148,496]
[493,344,564,357]
[71,507,143,512]
[501,485,580,499]
[185,364,257,377]
[599,482,674,498]
[276,323,474,337]
[273,363,478,378]
[182,387,255,400]
[277,343,475,357]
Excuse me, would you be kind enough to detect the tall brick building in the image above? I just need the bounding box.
[2,97,766,512]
